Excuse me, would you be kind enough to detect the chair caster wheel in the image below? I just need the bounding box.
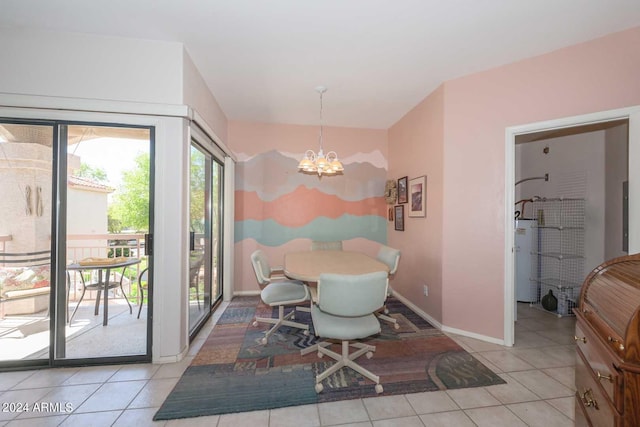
[394,323,400,330]
[366,351,373,359]
[315,383,323,393]
[253,321,258,327]
[303,330,309,336]
[375,384,383,394]
[261,337,268,345]
[384,308,389,314]
[291,314,295,320]
[317,352,323,358]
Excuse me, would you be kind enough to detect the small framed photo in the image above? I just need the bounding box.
[409,176,426,217]
[397,176,408,204]
[394,205,404,231]
[388,207,394,221]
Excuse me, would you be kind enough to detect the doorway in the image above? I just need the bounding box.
[0,120,153,368]
[504,106,640,346]
[188,126,224,339]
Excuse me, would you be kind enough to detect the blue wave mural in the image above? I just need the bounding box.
[235,214,387,246]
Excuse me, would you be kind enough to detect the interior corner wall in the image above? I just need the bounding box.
[441,26,640,340]
[182,49,229,144]
[0,28,183,105]
[227,121,388,294]
[387,85,445,324]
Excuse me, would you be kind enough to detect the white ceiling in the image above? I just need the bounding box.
[2,0,640,129]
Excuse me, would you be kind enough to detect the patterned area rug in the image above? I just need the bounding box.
[154,296,504,420]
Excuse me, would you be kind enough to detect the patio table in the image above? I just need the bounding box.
[67,258,140,326]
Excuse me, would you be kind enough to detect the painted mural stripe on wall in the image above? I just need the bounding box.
[235,150,386,201]
[235,149,389,171]
[235,187,386,226]
[235,214,387,246]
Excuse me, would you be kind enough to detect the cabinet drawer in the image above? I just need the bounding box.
[575,321,620,406]
[576,349,617,427]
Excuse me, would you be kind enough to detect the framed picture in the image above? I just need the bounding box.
[394,205,404,231]
[388,207,393,221]
[397,176,408,204]
[409,176,426,217]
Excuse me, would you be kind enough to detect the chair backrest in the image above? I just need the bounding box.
[377,245,400,275]
[250,250,272,286]
[317,271,388,317]
[139,267,148,284]
[311,240,343,251]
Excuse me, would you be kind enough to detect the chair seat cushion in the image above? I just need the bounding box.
[311,304,381,340]
[261,281,307,306]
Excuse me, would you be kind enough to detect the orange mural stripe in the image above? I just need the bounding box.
[235,187,387,227]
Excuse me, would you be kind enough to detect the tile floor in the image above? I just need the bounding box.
[0,302,576,427]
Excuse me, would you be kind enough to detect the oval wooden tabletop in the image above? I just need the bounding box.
[284,250,389,282]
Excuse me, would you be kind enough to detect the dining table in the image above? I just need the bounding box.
[284,250,389,282]
[67,257,140,326]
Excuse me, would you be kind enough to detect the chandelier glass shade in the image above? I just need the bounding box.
[298,86,344,176]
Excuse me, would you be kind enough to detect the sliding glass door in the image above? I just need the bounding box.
[188,135,224,337]
[0,119,153,368]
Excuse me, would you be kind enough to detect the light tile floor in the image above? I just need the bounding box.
[0,302,576,426]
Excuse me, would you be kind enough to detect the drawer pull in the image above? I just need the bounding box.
[607,336,625,351]
[596,371,613,383]
[581,388,599,410]
[574,336,586,343]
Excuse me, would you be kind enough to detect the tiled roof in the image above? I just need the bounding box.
[68,175,114,193]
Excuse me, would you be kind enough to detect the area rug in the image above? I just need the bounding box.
[154,296,504,420]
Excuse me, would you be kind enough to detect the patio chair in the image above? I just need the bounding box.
[310,271,388,394]
[189,256,203,310]
[251,249,311,344]
[137,267,148,319]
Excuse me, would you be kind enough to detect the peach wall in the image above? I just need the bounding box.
[228,121,388,293]
[440,26,640,339]
[388,85,444,323]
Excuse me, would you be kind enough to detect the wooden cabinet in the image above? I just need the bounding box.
[574,253,640,426]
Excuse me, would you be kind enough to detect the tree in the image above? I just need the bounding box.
[76,163,109,183]
[109,153,149,232]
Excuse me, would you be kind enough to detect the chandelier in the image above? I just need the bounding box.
[298,86,344,176]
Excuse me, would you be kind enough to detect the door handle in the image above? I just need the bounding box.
[189,231,195,251]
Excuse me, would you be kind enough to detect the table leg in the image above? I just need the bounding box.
[103,268,110,326]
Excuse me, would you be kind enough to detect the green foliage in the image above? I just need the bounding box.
[76,163,109,183]
[109,152,150,232]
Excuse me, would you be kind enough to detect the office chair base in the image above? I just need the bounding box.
[254,305,310,344]
[377,312,400,329]
[313,340,382,394]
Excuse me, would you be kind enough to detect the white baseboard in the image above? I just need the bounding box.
[392,291,506,346]
[233,290,260,296]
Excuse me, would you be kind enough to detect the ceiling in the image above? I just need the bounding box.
[2,1,640,129]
